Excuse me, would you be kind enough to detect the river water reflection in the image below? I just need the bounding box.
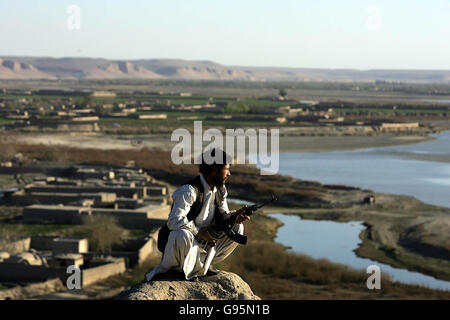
[269,213,450,291]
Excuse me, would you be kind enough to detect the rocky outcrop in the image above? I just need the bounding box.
[116,270,260,300]
[90,61,164,79]
[0,59,56,79]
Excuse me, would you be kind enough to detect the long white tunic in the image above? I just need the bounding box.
[145,174,243,281]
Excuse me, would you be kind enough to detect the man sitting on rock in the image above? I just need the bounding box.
[145,148,250,281]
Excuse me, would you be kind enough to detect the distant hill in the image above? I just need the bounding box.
[0,56,449,83]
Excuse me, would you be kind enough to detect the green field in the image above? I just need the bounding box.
[0,175,17,188]
[0,222,74,238]
[0,117,15,125]
[1,91,292,108]
[337,107,450,115]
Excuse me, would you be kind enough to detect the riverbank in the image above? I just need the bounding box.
[278,134,434,153]
[387,151,450,164]
[2,132,434,153]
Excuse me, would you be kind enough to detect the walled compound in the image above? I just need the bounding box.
[0,163,170,299]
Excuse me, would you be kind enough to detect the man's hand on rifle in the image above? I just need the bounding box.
[197,229,216,246]
[236,205,252,224]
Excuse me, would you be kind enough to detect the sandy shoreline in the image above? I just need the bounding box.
[3,132,434,154]
[277,134,433,153]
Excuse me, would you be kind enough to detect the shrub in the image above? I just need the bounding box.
[75,214,126,255]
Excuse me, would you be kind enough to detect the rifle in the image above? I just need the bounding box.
[203,194,277,246]
[197,194,277,276]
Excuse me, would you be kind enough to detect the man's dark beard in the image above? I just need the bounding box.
[213,174,225,187]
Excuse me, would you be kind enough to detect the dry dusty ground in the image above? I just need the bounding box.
[3,132,433,153]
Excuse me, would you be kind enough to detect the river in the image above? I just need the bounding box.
[276,130,450,208]
[244,131,450,290]
[269,213,450,291]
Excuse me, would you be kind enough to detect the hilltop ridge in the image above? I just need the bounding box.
[1,56,450,83]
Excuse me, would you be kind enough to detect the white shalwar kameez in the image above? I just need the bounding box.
[145,174,244,281]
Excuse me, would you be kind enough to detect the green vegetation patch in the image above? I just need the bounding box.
[68,214,127,255]
[0,175,18,188]
[0,222,74,241]
[0,117,15,125]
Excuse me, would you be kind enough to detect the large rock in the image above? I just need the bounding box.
[116,270,260,300]
[4,249,48,266]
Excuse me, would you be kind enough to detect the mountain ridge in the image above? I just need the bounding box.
[1,56,449,83]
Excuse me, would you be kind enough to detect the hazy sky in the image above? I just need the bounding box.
[1,0,449,69]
